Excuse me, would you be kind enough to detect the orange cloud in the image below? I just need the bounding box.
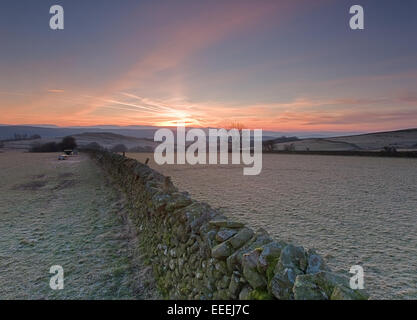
[2,0,415,133]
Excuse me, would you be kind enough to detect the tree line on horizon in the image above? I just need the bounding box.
[30,136,77,152]
[28,137,155,154]
[0,133,41,143]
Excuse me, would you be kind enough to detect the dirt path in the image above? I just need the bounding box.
[0,151,158,299]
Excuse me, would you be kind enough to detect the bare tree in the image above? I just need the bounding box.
[60,136,77,150]
[225,121,246,152]
[227,121,245,134]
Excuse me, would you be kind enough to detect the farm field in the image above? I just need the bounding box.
[0,151,157,299]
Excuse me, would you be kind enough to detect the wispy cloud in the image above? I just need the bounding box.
[1,0,416,132]
[80,1,285,116]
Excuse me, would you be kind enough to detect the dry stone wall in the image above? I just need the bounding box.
[92,151,368,300]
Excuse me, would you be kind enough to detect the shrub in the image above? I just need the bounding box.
[83,142,103,151]
[129,145,154,153]
[284,143,295,151]
[30,142,60,152]
[60,136,77,150]
[383,145,397,153]
[29,136,78,152]
[111,144,128,153]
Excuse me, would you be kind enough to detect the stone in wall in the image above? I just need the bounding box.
[91,151,369,300]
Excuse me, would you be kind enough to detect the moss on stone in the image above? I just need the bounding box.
[266,255,280,283]
[90,151,367,301]
[249,289,274,300]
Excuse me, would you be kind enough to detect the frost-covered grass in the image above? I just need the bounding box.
[0,151,157,299]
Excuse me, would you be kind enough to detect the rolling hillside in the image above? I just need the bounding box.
[271,128,417,151]
[1,132,158,151]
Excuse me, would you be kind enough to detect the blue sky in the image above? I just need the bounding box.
[0,0,416,132]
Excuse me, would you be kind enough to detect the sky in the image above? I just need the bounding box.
[0,0,416,133]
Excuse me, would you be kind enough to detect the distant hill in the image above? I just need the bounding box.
[0,125,158,140]
[0,125,364,141]
[2,125,416,152]
[71,132,157,150]
[270,128,417,151]
[1,132,158,151]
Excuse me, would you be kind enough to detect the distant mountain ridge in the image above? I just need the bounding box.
[0,125,157,140]
[0,124,364,140]
[1,125,416,152]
